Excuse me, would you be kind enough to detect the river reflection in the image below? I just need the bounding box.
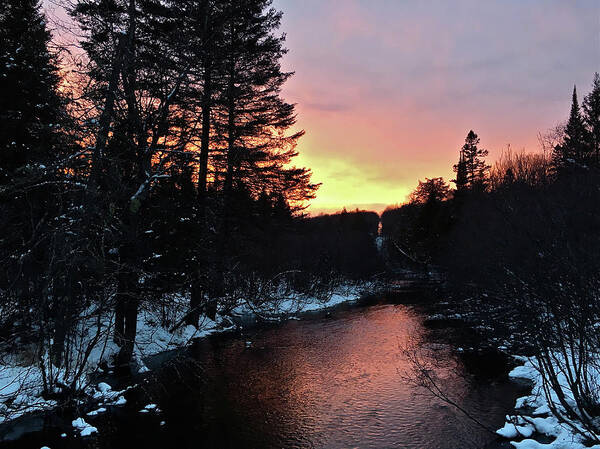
[1,302,521,449]
[183,303,518,449]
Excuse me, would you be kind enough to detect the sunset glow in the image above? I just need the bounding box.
[274,0,600,214]
[42,0,600,214]
[6,1,600,445]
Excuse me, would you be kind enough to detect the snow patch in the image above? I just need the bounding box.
[72,417,98,436]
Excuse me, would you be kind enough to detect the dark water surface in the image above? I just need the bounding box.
[1,301,522,449]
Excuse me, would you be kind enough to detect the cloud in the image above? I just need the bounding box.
[303,102,351,112]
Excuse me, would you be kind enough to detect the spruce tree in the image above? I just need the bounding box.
[214,0,316,205]
[452,149,468,192]
[203,0,317,306]
[453,130,489,191]
[583,73,600,165]
[553,86,591,169]
[0,1,83,373]
[0,0,62,184]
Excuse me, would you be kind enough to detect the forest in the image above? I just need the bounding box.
[1,0,600,448]
[0,0,383,417]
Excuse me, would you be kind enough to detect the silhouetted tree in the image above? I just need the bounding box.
[452,149,468,192]
[583,73,600,164]
[0,0,63,183]
[553,86,591,170]
[409,177,450,205]
[453,130,489,192]
[72,0,195,365]
[206,0,318,307]
[0,0,103,382]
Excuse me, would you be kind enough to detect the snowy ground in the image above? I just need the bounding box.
[0,283,367,433]
[497,355,600,449]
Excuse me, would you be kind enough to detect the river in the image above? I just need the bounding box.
[2,296,524,449]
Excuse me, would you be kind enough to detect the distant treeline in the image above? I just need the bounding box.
[382,78,600,267]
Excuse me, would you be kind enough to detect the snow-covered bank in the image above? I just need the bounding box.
[0,283,368,432]
[497,355,600,449]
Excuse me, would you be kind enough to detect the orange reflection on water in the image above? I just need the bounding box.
[191,303,519,449]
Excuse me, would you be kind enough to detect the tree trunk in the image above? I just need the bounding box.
[197,63,212,200]
[188,56,213,327]
[186,274,202,327]
[115,270,137,370]
[114,271,128,345]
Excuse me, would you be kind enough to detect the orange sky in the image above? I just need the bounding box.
[43,0,600,216]
[274,0,600,215]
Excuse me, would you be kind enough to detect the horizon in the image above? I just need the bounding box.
[42,0,600,214]
[5,2,600,447]
[273,0,600,214]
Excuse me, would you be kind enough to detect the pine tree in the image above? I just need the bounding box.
[553,86,591,169]
[0,0,62,184]
[214,0,317,209]
[203,0,317,306]
[452,149,468,192]
[583,73,600,165]
[453,130,489,191]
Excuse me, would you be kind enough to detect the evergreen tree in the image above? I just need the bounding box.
[72,0,194,364]
[452,130,489,191]
[0,0,63,184]
[214,0,317,209]
[203,0,318,306]
[452,149,468,192]
[0,1,88,374]
[553,86,591,169]
[583,73,600,165]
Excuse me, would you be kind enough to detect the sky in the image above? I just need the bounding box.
[272,0,600,214]
[43,0,600,215]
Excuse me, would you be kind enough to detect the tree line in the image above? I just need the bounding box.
[383,74,600,442]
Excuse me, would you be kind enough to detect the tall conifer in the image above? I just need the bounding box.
[583,73,600,164]
[0,0,62,184]
[453,130,489,191]
[553,86,591,169]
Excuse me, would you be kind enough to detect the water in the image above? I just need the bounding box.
[1,301,523,449]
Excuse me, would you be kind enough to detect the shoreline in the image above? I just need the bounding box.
[0,282,377,440]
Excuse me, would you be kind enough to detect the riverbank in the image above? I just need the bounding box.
[0,282,375,439]
[422,291,600,449]
[495,355,600,449]
[3,296,525,449]
[5,279,588,449]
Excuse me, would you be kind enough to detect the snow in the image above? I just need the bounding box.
[229,284,366,318]
[113,396,126,406]
[498,355,600,449]
[496,418,535,439]
[86,407,106,416]
[0,363,57,423]
[139,403,161,414]
[0,283,367,428]
[72,417,97,436]
[97,382,111,393]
